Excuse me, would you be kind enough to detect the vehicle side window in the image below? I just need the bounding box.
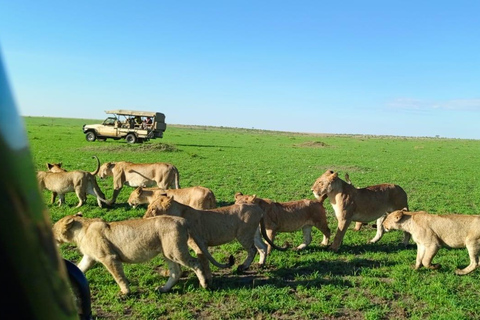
[103,118,116,126]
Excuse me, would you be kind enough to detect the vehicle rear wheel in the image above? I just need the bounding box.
[125,133,137,144]
[85,131,96,142]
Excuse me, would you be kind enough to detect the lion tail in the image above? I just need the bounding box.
[260,217,289,251]
[173,165,180,189]
[90,155,101,175]
[188,226,234,269]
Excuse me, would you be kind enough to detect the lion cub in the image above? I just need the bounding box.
[384,209,480,275]
[38,156,108,208]
[234,192,330,253]
[53,214,233,294]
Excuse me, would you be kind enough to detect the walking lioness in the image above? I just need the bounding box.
[144,195,288,280]
[97,161,180,204]
[311,170,410,251]
[128,186,216,209]
[384,209,480,275]
[52,214,234,294]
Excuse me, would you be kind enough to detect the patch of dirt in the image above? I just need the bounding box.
[296,141,329,148]
[81,143,177,153]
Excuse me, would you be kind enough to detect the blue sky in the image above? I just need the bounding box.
[1,1,479,139]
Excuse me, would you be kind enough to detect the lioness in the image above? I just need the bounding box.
[128,186,216,209]
[234,192,330,253]
[37,156,108,208]
[97,161,180,204]
[52,213,234,294]
[47,162,67,173]
[46,162,67,204]
[311,170,410,251]
[384,209,480,275]
[144,195,287,280]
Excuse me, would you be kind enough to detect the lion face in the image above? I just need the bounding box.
[98,162,114,179]
[52,215,78,244]
[128,187,144,207]
[311,170,338,199]
[383,209,406,231]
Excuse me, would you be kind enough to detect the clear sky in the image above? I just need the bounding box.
[1,1,479,139]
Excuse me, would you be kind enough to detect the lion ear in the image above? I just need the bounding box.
[137,187,143,194]
[330,172,338,180]
[168,195,174,201]
[395,211,404,222]
[74,212,83,217]
[402,207,408,212]
[234,192,243,200]
[63,216,76,230]
[47,163,53,170]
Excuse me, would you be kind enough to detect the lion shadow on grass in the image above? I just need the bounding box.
[206,254,397,291]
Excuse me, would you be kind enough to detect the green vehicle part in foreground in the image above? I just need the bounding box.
[82,109,167,144]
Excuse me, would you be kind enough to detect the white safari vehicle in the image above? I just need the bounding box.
[83,110,167,144]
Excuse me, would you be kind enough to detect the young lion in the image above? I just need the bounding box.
[384,209,480,275]
[52,213,234,294]
[128,186,217,209]
[38,156,108,208]
[311,170,410,251]
[234,192,330,253]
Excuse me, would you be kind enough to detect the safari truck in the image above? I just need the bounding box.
[83,110,167,144]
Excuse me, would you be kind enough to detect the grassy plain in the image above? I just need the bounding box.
[25,116,480,319]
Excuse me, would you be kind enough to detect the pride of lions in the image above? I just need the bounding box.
[39,157,480,294]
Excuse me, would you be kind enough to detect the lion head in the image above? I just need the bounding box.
[143,195,174,218]
[311,170,339,199]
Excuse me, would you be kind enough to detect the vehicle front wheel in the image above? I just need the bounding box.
[85,131,96,142]
[125,133,137,144]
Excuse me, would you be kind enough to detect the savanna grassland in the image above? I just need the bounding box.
[25,116,480,319]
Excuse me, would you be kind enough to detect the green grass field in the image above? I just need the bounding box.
[25,116,480,319]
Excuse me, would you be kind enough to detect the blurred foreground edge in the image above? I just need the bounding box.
[0,48,92,319]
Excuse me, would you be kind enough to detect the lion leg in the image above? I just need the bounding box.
[265,229,276,254]
[315,217,331,246]
[421,245,441,270]
[296,226,312,251]
[237,231,261,272]
[171,254,209,289]
[415,244,426,269]
[57,194,66,206]
[237,245,258,272]
[188,239,212,283]
[159,260,181,293]
[368,216,386,243]
[455,240,480,275]
[353,221,363,231]
[252,229,267,267]
[330,217,352,252]
[88,185,107,208]
[74,189,86,208]
[51,192,57,204]
[77,255,96,273]
[108,188,122,205]
[402,231,412,246]
[100,256,130,295]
